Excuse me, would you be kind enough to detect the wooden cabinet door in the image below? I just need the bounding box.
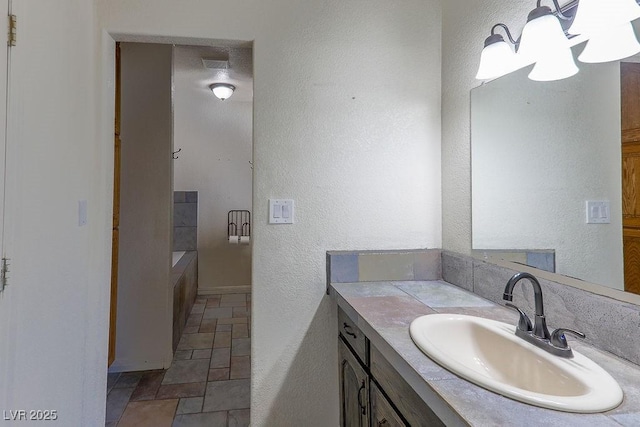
[622,62,640,294]
[108,42,122,366]
[370,380,406,427]
[339,338,369,427]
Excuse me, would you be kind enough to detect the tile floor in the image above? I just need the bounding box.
[106,293,251,427]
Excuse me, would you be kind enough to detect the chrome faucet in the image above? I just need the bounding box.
[503,272,585,358]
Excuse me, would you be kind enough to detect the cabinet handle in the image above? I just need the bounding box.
[378,419,388,426]
[357,380,366,415]
[343,323,357,338]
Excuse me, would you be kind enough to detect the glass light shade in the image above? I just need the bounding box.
[579,22,640,63]
[528,46,579,81]
[569,0,640,36]
[476,39,517,80]
[518,13,570,64]
[210,83,235,100]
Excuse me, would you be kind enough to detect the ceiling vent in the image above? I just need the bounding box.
[202,58,229,70]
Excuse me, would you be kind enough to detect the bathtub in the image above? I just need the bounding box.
[172,251,186,267]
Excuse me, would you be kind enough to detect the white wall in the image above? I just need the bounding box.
[100,1,442,424]
[0,0,111,425]
[173,46,252,292]
[471,60,623,289]
[113,43,174,371]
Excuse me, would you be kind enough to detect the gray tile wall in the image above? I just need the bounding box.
[326,249,442,291]
[174,191,198,251]
[471,249,556,273]
[442,251,640,366]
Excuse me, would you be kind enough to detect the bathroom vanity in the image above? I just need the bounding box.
[338,305,443,426]
[329,249,640,426]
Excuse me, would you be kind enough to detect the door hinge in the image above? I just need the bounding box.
[8,14,15,47]
[0,258,9,292]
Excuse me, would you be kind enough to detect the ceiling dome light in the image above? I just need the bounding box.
[569,0,640,36]
[209,83,235,100]
[578,21,640,63]
[518,6,573,64]
[476,33,518,80]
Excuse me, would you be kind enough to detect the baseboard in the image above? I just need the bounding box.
[108,358,170,373]
[198,285,252,295]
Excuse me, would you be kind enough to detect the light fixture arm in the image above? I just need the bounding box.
[537,0,571,20]
[491,23,517,45]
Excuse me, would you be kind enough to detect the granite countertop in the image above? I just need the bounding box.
[329,280,640,427]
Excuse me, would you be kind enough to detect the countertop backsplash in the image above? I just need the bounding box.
[327,249,640,366]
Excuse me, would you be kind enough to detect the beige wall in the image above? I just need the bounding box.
[100,1,442,424]
[113,42,174,371]
[173,46,252,292]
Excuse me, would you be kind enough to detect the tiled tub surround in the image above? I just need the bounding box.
[327,250,640,426]
[174,191,198,251]
[173,251,198,351]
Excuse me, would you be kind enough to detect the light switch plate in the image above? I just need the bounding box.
[269,199,294,224]
[586,200,610,224]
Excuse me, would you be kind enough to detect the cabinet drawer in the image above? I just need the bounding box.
[370,380,406,427]
[338,307,368,365]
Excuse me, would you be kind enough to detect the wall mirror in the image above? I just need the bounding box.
[471,41,640,294]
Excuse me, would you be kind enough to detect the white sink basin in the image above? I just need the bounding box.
[409,314,623,413]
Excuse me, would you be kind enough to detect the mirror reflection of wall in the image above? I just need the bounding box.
[471,47,626,290]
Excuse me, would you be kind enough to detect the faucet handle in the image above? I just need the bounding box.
[550,328,586,349]
[505,303,533,332]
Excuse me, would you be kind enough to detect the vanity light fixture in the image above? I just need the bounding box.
[475,24,518,80]
[209,83,235,101]
[569,0,640,36]
[578,21,640,63]
[476,0,640,82]
[518,1,578,81]
[569,0,640,64]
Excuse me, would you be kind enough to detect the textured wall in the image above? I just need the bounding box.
[100,0,442,424]
[114,43,174,371]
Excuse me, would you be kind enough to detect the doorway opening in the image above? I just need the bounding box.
[106,40,254,426]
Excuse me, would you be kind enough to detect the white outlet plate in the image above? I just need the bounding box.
[269,199,294,224]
